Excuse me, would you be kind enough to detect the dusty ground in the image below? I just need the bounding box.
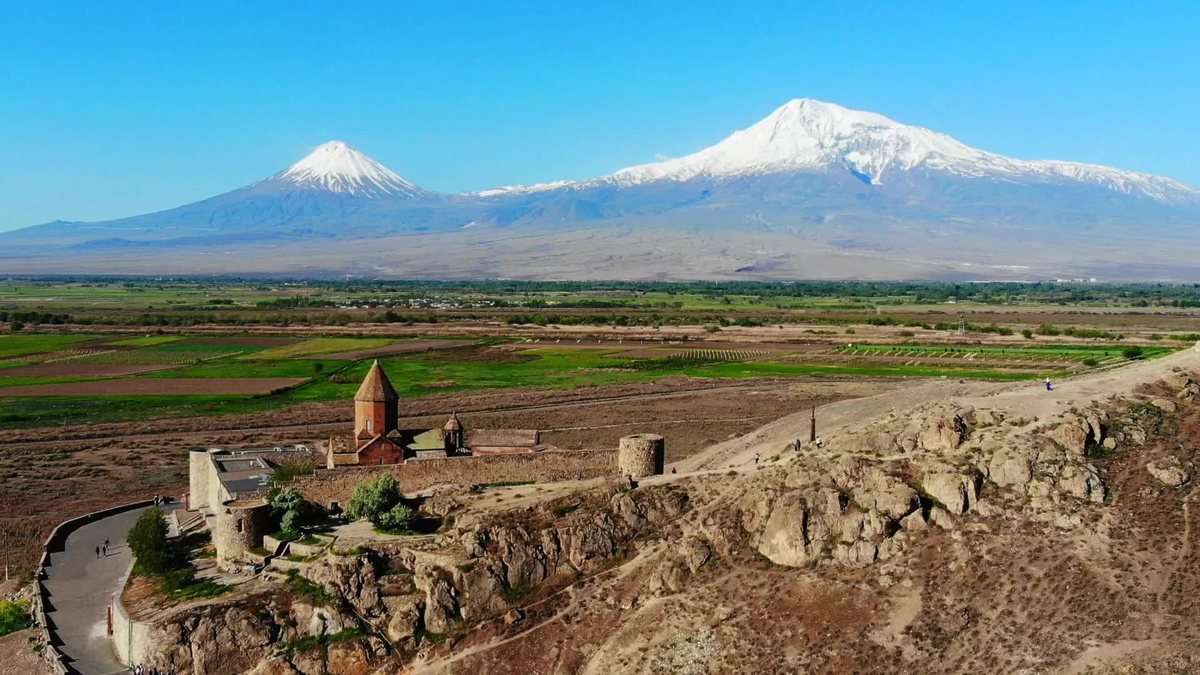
[0,630,47,675]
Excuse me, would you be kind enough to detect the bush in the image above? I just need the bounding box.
[1021,329,1034,339]
[375,504,414,533]
[129,507,170,574]
[346,474,401,523]
[0,600,32,637]
[1122,346,1145,360]
[267,486,318,534]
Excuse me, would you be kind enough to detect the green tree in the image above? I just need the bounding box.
[128,507,170,574]
[267,487,318,537]
[345,474,402,523]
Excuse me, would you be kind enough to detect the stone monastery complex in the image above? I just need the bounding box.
[184,361,666,564]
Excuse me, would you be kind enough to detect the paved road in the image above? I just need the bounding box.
[42,505,175,675]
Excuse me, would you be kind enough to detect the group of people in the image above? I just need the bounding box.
[130,665,175,675]
[94,537,110,559]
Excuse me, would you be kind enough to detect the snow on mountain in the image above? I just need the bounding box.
[277,141,426,198]
[490,99,1196,203]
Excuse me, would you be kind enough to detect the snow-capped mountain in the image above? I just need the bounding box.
[275,141,427,198]
[3,100,1199,280]
[489,99,1199,204]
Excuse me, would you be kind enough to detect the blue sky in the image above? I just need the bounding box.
[1,0,1197,231]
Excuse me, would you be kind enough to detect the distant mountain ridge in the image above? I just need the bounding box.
[3,99,1198,280]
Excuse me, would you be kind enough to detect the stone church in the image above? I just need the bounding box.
[324,360,547,468]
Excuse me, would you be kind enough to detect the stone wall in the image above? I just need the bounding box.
[289,449,618,507]
[110,560,151,667]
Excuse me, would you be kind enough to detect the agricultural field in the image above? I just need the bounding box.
[0,326,1179,429]
[0,277,1197,574]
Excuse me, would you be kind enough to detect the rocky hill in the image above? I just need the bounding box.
[130,345,1200,673]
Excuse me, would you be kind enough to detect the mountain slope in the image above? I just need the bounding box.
[3,100,1198,280]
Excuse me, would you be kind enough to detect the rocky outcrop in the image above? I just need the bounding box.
[141,592,371,675]
[745,458,920,568]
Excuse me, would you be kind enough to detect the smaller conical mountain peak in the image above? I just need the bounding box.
[280,140,426,198]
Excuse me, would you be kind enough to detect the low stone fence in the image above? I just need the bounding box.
[34,499,155,674]
[110,559,151,668]
[287,448,618,507]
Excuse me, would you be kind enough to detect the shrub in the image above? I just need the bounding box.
[267,486,319,535]
[1021,329,1034,339]
[375,504,414,534]
[1122,346,1145,360]
[346,474,402,523]
[129,507,170,574]
[0,600,32,637]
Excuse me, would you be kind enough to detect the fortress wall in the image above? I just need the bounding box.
[290,449,618,507]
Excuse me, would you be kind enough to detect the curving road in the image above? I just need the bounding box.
[42,505,174,675]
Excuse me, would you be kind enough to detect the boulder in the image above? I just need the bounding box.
[922,470,980,514]
[918,411,969,452]
[303,555,383,617]
[988,447,1036,487]
[757,492,813,567]
[1147,457,1192,487]
[1045,420,1091,455]
[679,537,712,573]
[383,594,423,646]
[900,511,927,531]
[1151,398,1178,414]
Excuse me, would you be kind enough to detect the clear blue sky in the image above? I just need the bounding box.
[2,0,1197,231]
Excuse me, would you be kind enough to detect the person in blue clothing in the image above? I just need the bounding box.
[1044,378,1054,391]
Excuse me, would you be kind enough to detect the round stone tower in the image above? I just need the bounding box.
[213,499,271,565]
[618,434,665,478]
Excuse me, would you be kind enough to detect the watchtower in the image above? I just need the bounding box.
[618,434,666,478]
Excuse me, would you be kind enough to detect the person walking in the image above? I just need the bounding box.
[95,545,100,559]
[1044,378,1054,391]
[102,542,107,557]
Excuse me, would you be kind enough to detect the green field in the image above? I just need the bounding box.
[0,275,1190,427]
[250,338,393,360]
[0,334,105,358]
[0,311,1184,428]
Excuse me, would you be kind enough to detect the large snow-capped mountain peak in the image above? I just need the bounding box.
[596,98,1199,202]
[277,140,425,197]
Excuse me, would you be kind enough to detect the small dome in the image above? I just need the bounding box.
[443,412,462,431]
